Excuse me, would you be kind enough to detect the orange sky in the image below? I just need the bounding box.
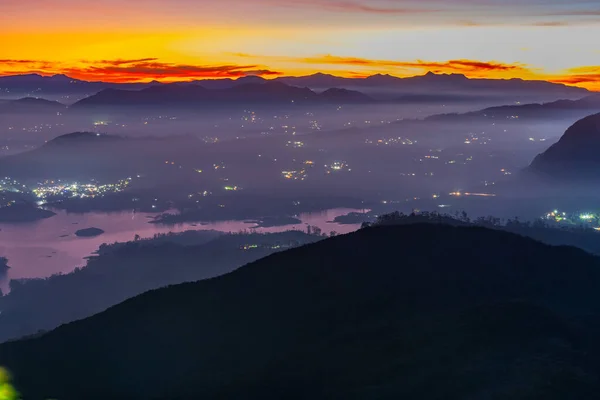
[1,0,599,90]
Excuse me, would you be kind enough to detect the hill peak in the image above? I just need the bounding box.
[3,223,600,399]
[529,112,600,177]
[45,131,122,146]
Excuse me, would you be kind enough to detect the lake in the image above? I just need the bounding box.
[0,208,363,291]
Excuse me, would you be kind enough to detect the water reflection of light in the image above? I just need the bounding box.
[0,208,364,286]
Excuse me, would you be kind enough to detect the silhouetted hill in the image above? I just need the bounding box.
[3,223,600,399]
[0,204,55,223]
[427,94,600,121]
[0,231,317,343]
[529,112,600,178]
[1,72,587,102]
[0,132,133,181]
[276,71,589,95]
[189,75,267,89]
[275,73,353,88]
[0,97,66,113]
[319,87,373,102]
[43,131,124,146]
[0,73,155,96]
[71,81,372,109]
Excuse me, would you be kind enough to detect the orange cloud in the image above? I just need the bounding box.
[273,0,438,14]
[235,53,531,76]
[92,58,160,66]
[550,66,600,91]
[0,59,40,64]
[0,59,283,82]
[2,56,599,91]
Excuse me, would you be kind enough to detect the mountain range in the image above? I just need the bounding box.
[0,72,590,100]
[426,93,600,122]
[2,222,600,399]
[70,81,374,109]
[0,97,67,114]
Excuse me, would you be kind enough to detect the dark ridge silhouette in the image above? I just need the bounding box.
[70,81,373,109]
[233,75,268,85]
[43,131,124,146]
[0,204,55,223]
[318,87,373,102]
[190,75,267,89]
[275,72,353,88]
[3,223,600,399]
[220,81,317,101]
[529,112,600,178]
[0,73,157,95]
[275,71,588,94]
[0,97,66,113]
[0,131,135,181]
[71,84,210,107]
[426,93,600,121]
[0,72,588,99]
[0,231,317,343]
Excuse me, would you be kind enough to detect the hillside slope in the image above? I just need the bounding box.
[2,224,600,399]
[529,112,600,178]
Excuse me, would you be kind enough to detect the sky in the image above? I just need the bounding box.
[1,0,599,89]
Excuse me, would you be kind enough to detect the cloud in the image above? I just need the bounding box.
[93,58,160,66]
[0,59,41,64]
[530,21,569,27]
[564,66,600,74]
[243,69,284,76]
[0,59,283,82]
[313,1,437,14]
[552,75,600,85]
[270,0,438,14]
[551,66,600,90]
[1,55,599,91]
[234,53,530,75]
[544,9,600,17]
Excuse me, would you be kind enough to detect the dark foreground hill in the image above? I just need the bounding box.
[3,224,600,399]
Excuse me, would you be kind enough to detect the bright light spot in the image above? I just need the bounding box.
[0,367,19,400]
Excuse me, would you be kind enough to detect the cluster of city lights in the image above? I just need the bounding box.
[282,169,308,181]
[326,161,351,172]
[365,137,415,146]
[32,178,131,201]
[544,210,600,229]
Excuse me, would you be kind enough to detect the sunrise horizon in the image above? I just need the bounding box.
[2,0,599,89]
[1,57,599,91]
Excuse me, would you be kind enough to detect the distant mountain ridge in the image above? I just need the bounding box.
[43,131,124,146]
[0,97,66,113]
[426,93,600,121]
[0,73,157,96]
[0,71,590,99]
[71,81,374,109]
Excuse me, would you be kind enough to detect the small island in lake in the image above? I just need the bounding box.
[0,204,56,223]
[250,216,302,228]
[75,227,105,237]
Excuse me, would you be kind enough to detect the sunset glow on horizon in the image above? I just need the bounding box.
[1,0,599,89]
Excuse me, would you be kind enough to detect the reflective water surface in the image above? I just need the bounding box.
[0,208,362,287]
